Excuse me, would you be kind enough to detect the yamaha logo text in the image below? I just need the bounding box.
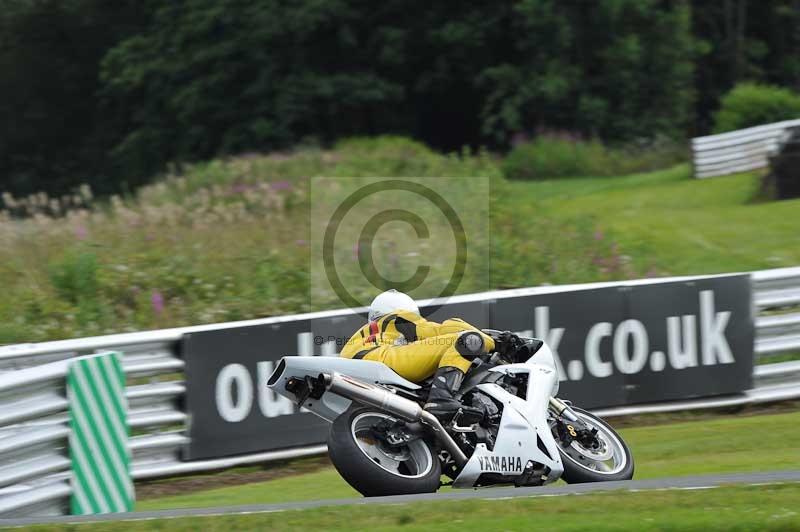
[478,455,523,473]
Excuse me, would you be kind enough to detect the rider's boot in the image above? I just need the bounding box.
[423,367,472,422]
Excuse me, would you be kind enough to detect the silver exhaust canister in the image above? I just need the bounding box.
[324,371,468,466]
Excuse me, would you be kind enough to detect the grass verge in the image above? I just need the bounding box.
[136,410,800,511]
[20,483,800,531]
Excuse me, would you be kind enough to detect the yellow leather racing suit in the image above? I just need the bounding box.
[340,310,496,382]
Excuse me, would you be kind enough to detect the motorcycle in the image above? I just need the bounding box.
[267,330,634,496]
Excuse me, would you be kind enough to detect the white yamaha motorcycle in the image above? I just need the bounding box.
[267,331,633,496]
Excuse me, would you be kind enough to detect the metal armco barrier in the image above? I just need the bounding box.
[691,119,800,178]
[1,267,799,517]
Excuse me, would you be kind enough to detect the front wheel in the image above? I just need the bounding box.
[327,407,442,497]
[553,407,634,483]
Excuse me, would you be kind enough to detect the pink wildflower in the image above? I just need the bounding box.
[271,180,292,191]
[151,291,165,315]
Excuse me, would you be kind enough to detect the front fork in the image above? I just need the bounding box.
[549,397,580,422]
[548,397,599,447]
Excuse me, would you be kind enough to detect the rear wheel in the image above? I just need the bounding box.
[327,406,442,497]
[553,407,634,483]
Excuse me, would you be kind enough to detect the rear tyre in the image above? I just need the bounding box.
[555,407,634,483]
[327,406,441,497]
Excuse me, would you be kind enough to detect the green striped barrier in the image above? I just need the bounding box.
[67,352,135,514]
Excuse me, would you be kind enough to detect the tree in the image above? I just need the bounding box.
[0,0,150,197]
[478,0,696,143]
[691,0,800,132]
[100,0,412,180]
[2,0,800,198]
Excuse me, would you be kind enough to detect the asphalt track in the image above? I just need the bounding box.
[3,470,800,528]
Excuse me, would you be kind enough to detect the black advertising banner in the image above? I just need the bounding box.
[623,276,754,404]
[182,274,754,460]
[489,275,754,407]
[183,318,330,460]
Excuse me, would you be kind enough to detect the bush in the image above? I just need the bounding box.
[502,135,685,180]
[713,83,800,133]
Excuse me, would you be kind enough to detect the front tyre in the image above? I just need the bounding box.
[327,407,441,497]
[554,407,634,483]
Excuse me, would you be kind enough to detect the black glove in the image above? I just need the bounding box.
[496,330,521,357]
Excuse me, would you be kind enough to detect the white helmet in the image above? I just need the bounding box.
[368,289,419,322]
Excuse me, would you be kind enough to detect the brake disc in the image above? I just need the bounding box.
[570,437,613,461]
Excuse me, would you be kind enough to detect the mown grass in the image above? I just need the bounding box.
[501,163,800,279]
[21,483,800,531]
[1,136,798,344]
[136,410,800,511]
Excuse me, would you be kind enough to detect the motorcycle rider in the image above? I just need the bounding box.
[340,289,496,421]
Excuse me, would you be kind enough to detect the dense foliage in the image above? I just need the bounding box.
[1,1,799,197]
[0,0,151,196]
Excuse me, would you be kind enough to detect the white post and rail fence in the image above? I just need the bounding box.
[691,118,800,178]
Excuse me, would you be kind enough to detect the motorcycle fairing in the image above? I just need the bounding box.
[453,361,564,487]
